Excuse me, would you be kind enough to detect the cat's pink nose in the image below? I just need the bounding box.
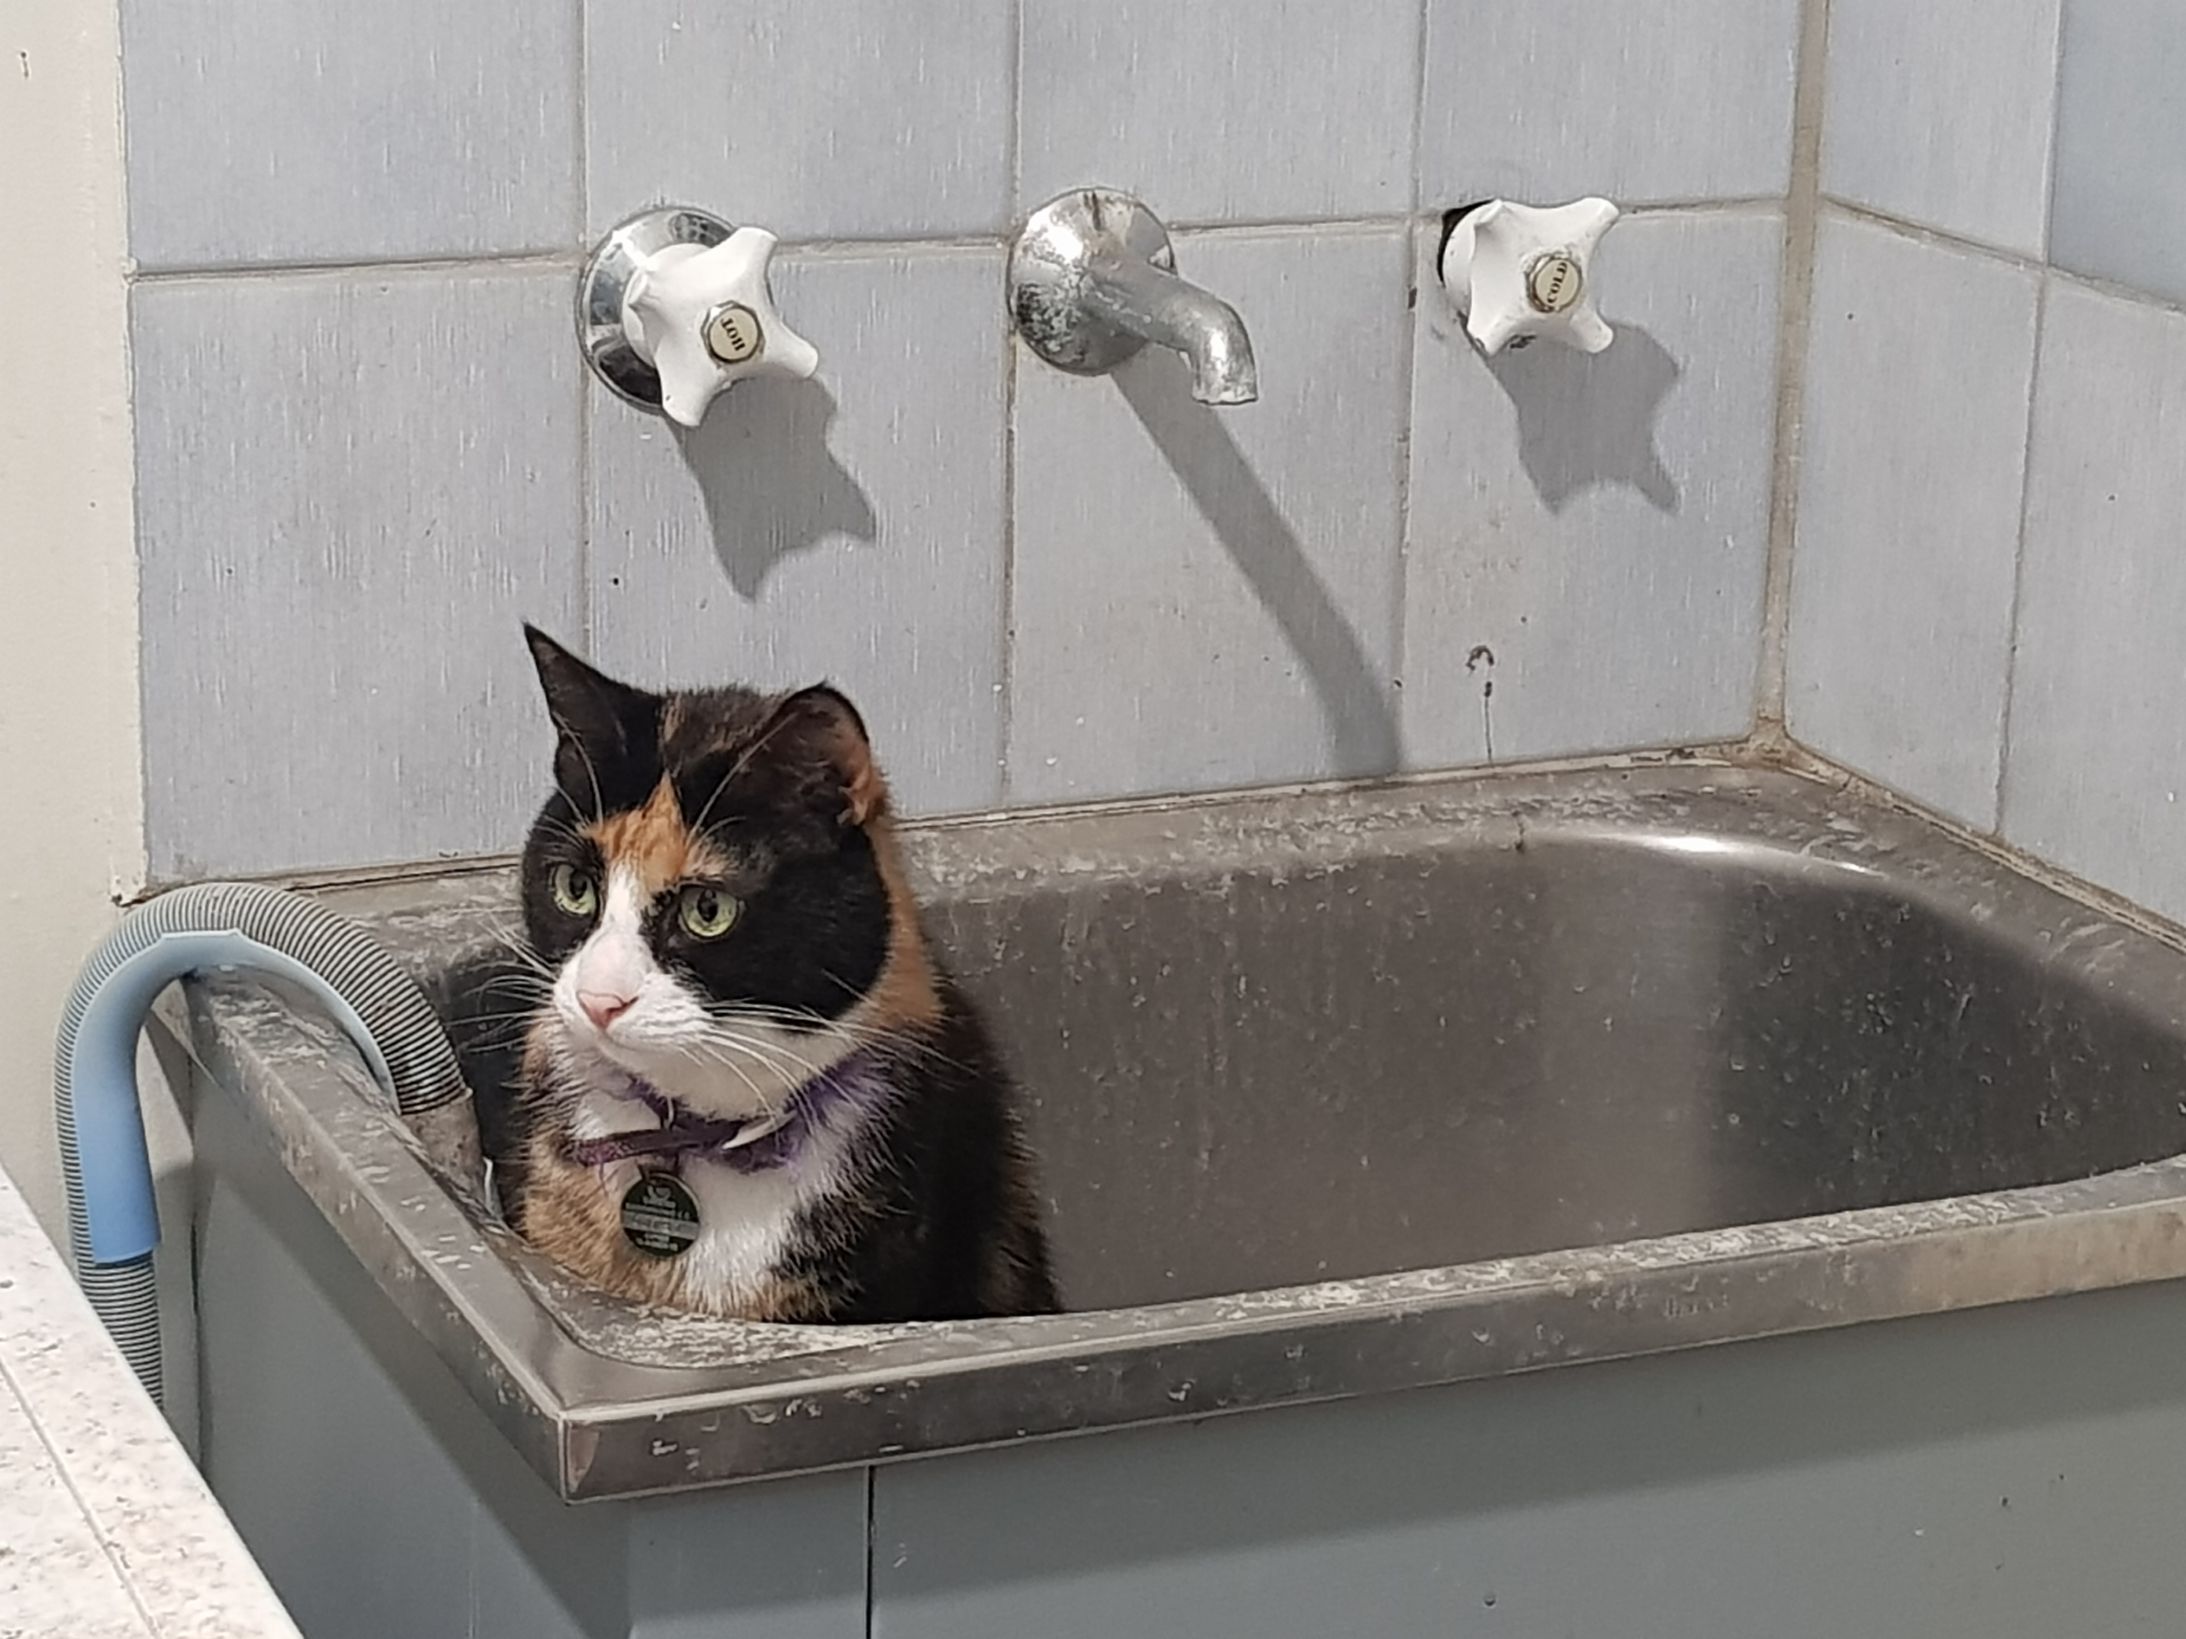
[579,990,635,1032]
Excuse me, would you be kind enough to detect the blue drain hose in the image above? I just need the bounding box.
[55,883,472,1404]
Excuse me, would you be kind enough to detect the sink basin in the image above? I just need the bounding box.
[185,760,2186,1500]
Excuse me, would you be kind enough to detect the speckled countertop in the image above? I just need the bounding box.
[0,1168,300,1639]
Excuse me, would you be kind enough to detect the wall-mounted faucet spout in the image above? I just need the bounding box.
[1008,189,1260,406]
[1076,243,1258,405]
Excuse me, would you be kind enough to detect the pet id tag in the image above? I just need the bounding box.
[620,1172,701,1258]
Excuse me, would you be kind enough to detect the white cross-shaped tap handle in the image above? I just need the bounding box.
[1438,197,1620,358]
[619,226,820,428]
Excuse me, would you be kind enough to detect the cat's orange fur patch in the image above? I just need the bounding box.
[583,776,715,892]
[822,714,886,826]
[853,815,943,1035]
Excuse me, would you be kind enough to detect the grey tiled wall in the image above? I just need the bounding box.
[1786,0,2186,922]
[1785,214,2036,830]
[124,0,1803,879]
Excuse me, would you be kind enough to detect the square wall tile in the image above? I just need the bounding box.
[1786,215,2040,824]
[133,268,584,879]
[586,0,1013,241]
[1402,208,1782,769]
[1018,0,1419,223]
[589,245,1008,816]
[121,0,578,269]
[1785,213,2038,828]
[1008,225,1410,805]
[2051,0,2186,307]
[2004,280,2186,923]
[1420,0,1799,207]
[1821,0,2062,255]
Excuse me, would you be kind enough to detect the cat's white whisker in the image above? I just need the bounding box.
[561,737,608,826]
[683,1038,787,1115]
[704,1023,826,1089]
[714,1030,831,1091]
[466,970,549,995]
[527,811,589,855]
[480,923,559,984]
[460,1010,557,1032]
[707,1002,878,1053]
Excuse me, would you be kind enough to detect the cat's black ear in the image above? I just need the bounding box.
[760,685,886,827]
[524,626,648,745]
[522,625,659,805]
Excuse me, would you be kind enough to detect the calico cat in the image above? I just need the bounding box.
[499,626,1056,1323]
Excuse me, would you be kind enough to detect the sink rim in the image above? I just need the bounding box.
[181,757,2186,1500]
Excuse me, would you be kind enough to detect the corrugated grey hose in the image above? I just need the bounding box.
[55,882,475,1404]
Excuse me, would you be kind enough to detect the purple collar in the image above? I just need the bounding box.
[568,1053,884,1175]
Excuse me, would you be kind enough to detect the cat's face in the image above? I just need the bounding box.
[517,627,904,1120]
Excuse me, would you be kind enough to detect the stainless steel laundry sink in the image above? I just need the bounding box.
[183,759,2186,1502]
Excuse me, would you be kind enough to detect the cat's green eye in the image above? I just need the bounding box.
[677,883,740,940]
[549,863,599,918]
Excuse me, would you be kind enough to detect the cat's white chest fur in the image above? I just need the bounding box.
[674,1145,841,1305]
[572,1085,844,1308]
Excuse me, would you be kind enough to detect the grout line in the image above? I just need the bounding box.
[783,230,1016,259]
[1753,0,1834,736]
[1992,272,2051,839]
[1148,202,1787,238]
[1992,8,2072,837]
[1818,198,2186,320]
[1170,212,1417,240]
[125,206,1803,285]
[2035,0,2066,268]
[2041,262,2186,323]
[1007,0,1025,217]
[1613,195,1794,218]
[1396,0,1431,741]
[576,354,597,659]
[573,0,590,247]
[130,249,579,283]
[1818,196,2186,325]
[573,0,593,659]
[1393,0,1428,752]
[1423,198,1782,224]
[1389,216,1420,768]
[994,0,1025,808]
[996,274,1021,808]
[1406,0,1430,217]
[1821,196,2050,274]
[571,0,594,658]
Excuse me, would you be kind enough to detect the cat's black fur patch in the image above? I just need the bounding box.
[774,988,1060,1320]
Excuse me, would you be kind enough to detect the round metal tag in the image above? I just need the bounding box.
[619,1172,701,1258]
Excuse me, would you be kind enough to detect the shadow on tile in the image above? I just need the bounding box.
[1486,323,1682,514]
[677,376,878,598]
[1118,360,1401,777]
